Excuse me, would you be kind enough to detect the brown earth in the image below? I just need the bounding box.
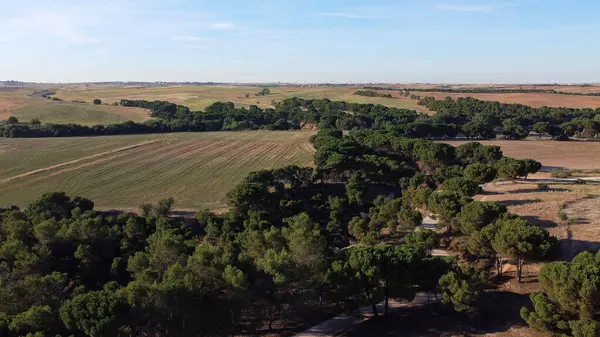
[444,140,600,170]
[477,182,600,261]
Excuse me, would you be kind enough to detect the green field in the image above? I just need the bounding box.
[0,131,315,210]
[54,85,428,112]
[0,88,150,125]
[12,101,150,125]
[1,85,428,126]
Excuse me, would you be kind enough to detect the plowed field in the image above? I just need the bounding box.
[0,131,315,209]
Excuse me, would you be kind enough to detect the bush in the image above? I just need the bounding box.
[557,211,568,221]
[551,169,572,178]
[93,99,102,105]
[537,183,550,191]
[574,179,588,185]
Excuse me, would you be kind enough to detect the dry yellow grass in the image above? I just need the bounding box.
[417,91,600,109]
[478,181,600,260]
[53,85,429,112]
[0,87,150,125]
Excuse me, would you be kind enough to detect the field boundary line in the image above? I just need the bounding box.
[0,140,160,184]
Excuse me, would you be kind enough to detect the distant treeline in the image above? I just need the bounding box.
[354,90,392,98]
[363,86,600,97]
[2,97,600,140]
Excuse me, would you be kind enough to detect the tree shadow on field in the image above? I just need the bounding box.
[559,239,600,262]
[522,215,557,229]
[508,187,568,194]
[341,292,532,337]
[540,165,567,172]
[501,199,542,207]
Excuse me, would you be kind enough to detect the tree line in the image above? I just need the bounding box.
[354,90,393,98]
[3,96,599,141]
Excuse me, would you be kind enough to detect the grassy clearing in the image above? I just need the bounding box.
[0,88,150,125]
[54,85,429,113]
[0,131,315,209]
[12,101,150,125]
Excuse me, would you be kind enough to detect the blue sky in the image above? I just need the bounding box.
[1,0,599,83]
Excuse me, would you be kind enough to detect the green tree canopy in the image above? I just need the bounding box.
[521,251,600,337]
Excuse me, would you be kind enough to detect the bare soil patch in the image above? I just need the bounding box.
[478,182,600,260]
[561,196,600,260]
[0,97,19,114]
[444,140,600,170]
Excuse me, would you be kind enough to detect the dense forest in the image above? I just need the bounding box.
[2,97,599,140]
[1,123,574,336]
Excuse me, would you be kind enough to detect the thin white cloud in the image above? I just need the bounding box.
[319,12,391,19]
[434,4,494,13]
[4,10,102,45]
[211,23,234,30]
[182,44,211,50]
[171,34,216,42]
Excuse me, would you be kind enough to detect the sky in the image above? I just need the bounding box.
[1,0,599,83]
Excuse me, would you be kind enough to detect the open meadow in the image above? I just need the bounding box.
[53,85,428,112]
[0,130,315,210]
[0,87,150,125]
[4,84,600,126]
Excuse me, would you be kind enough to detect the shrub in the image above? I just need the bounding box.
[557,211,568,221]
[93,99,102,105]
[574,179,588,185]
[537,183,550,191]
[551,169,572,178]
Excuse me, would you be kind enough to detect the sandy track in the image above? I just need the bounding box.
[0,140,159,184]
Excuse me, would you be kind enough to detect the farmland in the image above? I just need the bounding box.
[0,87,150,125]
[4,84,600,126]
[413,91,600,109]
[53,85,428,112]
[444,140,600,170]
[0,131,315,209]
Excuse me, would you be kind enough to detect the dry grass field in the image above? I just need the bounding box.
[478,182,600,254]
[0,131,315,209]
[53,85,428,112]
[0,87,150,125]
[395,83,600,93]
[3,84,600,125]
[444,140,600,170]
[417,91,600,109]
